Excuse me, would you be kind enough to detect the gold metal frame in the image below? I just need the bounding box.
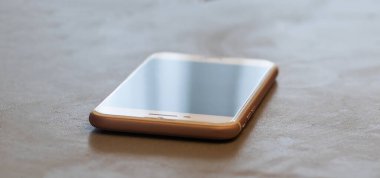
[89,52,278,140]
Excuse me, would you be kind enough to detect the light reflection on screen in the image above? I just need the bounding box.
[102,59,268,117]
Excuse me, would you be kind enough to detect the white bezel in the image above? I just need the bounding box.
[95,52,277,124]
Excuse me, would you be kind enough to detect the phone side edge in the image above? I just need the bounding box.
[235,62,278,127]
[89,111,242,140]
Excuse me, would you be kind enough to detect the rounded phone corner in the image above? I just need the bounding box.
[263,59,279,71]
[89,110,107,129]
[211,121,242,140]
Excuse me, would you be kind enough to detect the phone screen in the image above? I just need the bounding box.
[101,58,269,117]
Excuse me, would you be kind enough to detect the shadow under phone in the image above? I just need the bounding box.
[88,83,277,160]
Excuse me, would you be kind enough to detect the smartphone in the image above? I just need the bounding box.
[89,52,278,140]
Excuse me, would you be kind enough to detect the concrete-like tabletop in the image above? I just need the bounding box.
[1,0,380,177]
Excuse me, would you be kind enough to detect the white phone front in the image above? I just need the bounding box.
[90,52,278,139]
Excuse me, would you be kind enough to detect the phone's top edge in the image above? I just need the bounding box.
[147,52,277,68]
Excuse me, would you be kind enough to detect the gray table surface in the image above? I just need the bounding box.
[1,0,380,177]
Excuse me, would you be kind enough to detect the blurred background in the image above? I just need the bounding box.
[1,0,380,178]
